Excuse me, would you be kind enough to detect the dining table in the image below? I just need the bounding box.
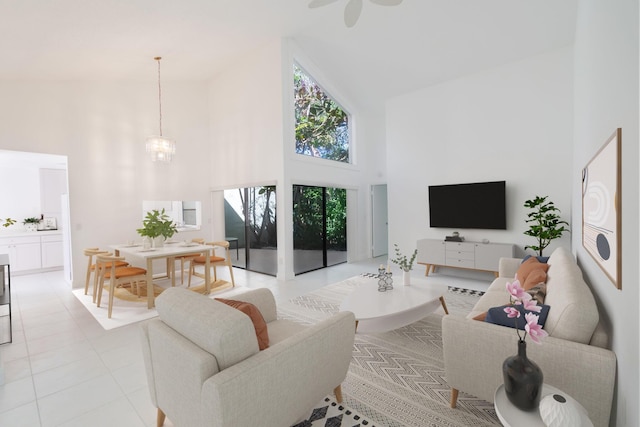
[110,242,213,309]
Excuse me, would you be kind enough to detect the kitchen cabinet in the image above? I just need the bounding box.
[0,235,41,272]
[0,232,63,274]
[41,234,64,269]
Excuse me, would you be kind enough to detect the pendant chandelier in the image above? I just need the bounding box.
[146,56,175,163]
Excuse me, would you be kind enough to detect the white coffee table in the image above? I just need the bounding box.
[339,277,449,333]
[494,383,593,427]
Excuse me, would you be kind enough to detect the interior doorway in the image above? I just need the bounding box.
[292,185,347,275]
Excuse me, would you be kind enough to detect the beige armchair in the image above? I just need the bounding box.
[140,287,355,427]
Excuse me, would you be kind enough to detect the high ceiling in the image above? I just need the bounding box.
[0,0,578,105]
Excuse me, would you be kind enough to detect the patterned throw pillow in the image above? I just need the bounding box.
[527,282,547,305]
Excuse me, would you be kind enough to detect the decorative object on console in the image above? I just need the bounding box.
[523,195,569,256]
[22,217,41,232]
[582,128,622,290]
[501,279,548,411]
[146,56,176,163]
[136,208,178,247]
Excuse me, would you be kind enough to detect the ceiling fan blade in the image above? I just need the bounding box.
[308,0,340,8]
[370,0,403,5]
[344,0,363,27]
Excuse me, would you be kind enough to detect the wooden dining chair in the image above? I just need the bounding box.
[84,248,129,303]
[187,241,236,288]
[170,238,205,285]
[96,254,147,319]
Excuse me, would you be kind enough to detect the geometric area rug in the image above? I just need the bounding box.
[281,276,501,427]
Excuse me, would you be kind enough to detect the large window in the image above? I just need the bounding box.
[293,64,350,163]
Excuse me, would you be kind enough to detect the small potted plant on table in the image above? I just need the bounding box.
[390,243,418,286]
[136,209,178,248]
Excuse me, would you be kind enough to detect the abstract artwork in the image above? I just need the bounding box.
[582,128,622,289]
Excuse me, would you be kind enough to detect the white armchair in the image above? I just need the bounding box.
[140,287,355,427]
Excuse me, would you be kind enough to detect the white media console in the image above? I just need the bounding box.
[416,239,515,277]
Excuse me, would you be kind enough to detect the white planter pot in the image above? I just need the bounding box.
[403,270,411,286]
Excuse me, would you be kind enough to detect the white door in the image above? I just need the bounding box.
[371,184,388,257]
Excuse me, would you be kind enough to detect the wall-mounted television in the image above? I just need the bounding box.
[428,181,506,230]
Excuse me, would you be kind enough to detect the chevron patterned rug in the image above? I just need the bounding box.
[281,276,501,427]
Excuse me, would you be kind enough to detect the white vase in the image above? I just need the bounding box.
[403,270,411,286]
[153,236,165,248]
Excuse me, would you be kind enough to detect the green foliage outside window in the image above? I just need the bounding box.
[293,186,346,250]
[293,64,350,163]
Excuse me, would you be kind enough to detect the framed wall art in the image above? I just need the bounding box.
[582,128,622,289]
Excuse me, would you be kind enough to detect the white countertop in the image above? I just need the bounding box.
[0,229,62,237]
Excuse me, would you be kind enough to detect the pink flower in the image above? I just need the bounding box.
[503,306,520,318]
[506,280,528,300]
[524,312,549,344]
[521,298,541,313]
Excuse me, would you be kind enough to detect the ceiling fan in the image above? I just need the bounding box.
[309,0,403,28]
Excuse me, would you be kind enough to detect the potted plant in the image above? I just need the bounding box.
[390,243,418,285]
[2,218,16,228]
[136,208,178,247]
[23,217,41,232]
[523,196,569,256]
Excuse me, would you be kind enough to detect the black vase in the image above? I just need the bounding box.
[502,339,543,411]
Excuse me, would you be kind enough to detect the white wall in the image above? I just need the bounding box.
[386,47,574,265]
[0,80,212,286]
[208,39,388,279]
[573,1,639,425]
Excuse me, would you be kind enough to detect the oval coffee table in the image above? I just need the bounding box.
[339,277,449,333]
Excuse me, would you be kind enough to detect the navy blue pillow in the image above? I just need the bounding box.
[485,304,550,330]
[522,255,550,264]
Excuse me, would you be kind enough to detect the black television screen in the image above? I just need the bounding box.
[428,181,506,230]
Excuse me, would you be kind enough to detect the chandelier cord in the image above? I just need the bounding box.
[155,57,163,136]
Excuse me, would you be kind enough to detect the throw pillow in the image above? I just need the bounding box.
[516,257,550,285]
[485,304,550,330]
[527,283,547,305]
[215,298,270,350]
[523,268,547,291]
[473,312,487,321]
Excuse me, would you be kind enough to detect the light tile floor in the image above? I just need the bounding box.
[0,258,490,427]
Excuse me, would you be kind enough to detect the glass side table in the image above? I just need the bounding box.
[494,383,593,427]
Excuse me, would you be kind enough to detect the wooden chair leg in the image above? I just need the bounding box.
[334,385,343,403]
[227,263,235,286]
[450,388,459,408]
[157,408,166,427]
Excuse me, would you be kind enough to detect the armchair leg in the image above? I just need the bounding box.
[157,408,166,427]
[334,385,343,403]
[450,388,459,408]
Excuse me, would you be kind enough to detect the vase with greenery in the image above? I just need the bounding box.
[390,243,418,285]
[523,196,569,256]
[2,218,16,228]
[136,209,177,247]
[23,216,41,231]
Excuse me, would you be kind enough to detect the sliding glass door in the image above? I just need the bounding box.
[293,185,347,275]
[224,186,277,276]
